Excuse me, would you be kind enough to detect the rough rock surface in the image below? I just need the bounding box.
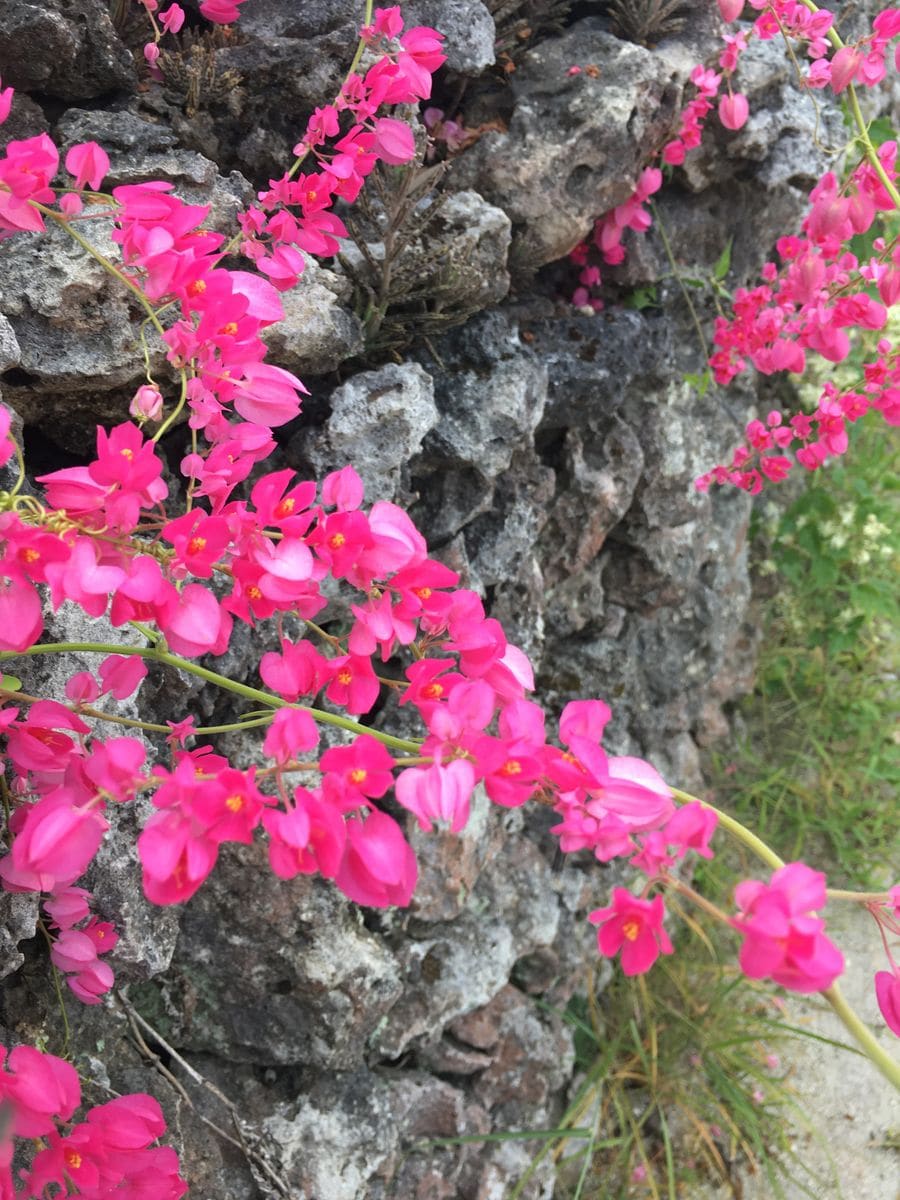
[0,0,135,102]
[0,6,857,1199]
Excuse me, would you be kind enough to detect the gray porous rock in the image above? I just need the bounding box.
[0,894,39,982]
[451,17,713,273]
[153,845,404,1068]
[288,361,439,502]
[0,315,20,375]
[0,217,157,447]
[207,0,359,178]
[261,257,365,378]
[403,0,496,72]
[0,0,134,102]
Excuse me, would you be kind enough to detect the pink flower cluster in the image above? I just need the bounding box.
[570,167,662,310]
[569,3,900,492]
[584,800,718,975]
[590,890,673,976]
[733,863,844,993]
[697,146,900,491]
[238,5,444,288]
[570,17,751,309]
[45,886,119,1004]
[0,1043,186,1198]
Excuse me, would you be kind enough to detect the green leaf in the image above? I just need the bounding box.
[0,674,22,692]
[713,238,733,281]
[810,555,839,588]
[684,369,711,398]
[625,285,658,311]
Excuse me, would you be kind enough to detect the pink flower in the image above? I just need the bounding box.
[43,886,92,930]
[130,384,164,422]
[98,654,148,700]
[373,117,416,164]
[663,802,718,859]
[719,92,749,131]
[0,78,13,125]
[160,4,186,34]
[260,638,328,702]
[874,970,900,1037]
[717,0,743,19]
[138,810,218,905]
[559,699,611,744]
[83,736,147,802]
[0,790,109,894]
[830,45,861,93]
[589,889,674,975]
[50,929,115,1004]
[264,788,346,879]
[65,142,110,192]
[262,708,319,764]
[0,574,42,651]
[395,760,475,833]
[325,654,380,715]
[199,0,246,22]
[231,362,308,427]
[321,735,395,805]
[733,863,844,993]
[0,1045,80,1137]
[335,810,417,908]
[161,583,231,657]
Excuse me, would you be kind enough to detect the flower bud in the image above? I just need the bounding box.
[129,385,164,423]
[719,92,749,131]
[717,0,744,20]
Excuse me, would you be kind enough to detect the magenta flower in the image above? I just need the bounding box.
[64,141,110,192]
[589,889,673,975]
[874,971,900,1038]
[733,863,844,993]
[98,654,148,700]
[334,810,417,908]
[0,1045,80,1138]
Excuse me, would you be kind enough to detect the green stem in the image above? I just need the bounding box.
[38,920,72,1058]
[129,620,161,644]
[671,787,785,871]
[671,790,900,1090]
[5,431,27,499]
[31,203,167,339]
[0,642,422,753]
[798,0,900,210]
[822,982,900,1091]
[650,202,711,364]
[152,370,189,442]
[827,888,890,903]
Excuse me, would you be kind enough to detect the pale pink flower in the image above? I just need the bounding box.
[719,92,749,131]
[395,760,475,833]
